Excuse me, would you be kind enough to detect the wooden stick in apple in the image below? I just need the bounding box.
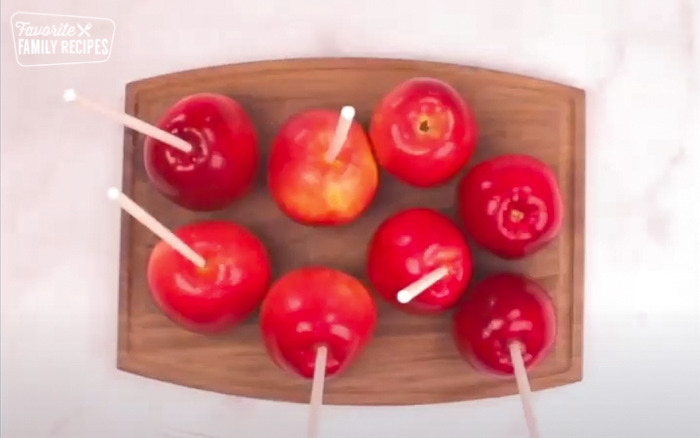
[307,345,328,438]
[260,268,377,435]
[396,266,449,304]
[324,105,356,162]
[453,274,554,438]
[368,208,473,313]
[106,187,206,268]
[509,342,541,438]
[63,89,192,153]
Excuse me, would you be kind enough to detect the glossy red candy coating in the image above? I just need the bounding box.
[259,267,377,379]
[144,93,259,212]
[457,154,563,259]
[370,77,478,187]
[366,208,473,314]
[147,220,271,334]
[452,273,556,376]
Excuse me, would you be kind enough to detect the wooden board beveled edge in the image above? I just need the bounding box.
[570,87,586,382]
[122,57,587,99]
[116,352,582,406]
[116,83,139,364]
[115,58,587,404]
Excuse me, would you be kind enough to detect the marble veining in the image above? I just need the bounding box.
[1,0,699,437]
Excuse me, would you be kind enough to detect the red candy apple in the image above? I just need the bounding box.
[366,208,473,314]
[147,220,271,334]
[259,267,377,379]
[144,93,259,211]
[268,109,379,226]
[369,77,478,187]
[452,273,556,376]
[457,154,563,259]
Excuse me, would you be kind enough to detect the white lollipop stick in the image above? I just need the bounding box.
[307,345,328,438]
[509,342,541,438]
[396,266,450,304]
[107,187,206,268]
[324,106,356,162]
[63,89,192,153]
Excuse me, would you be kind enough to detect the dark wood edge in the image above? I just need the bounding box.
[124,58,586,99]
[116,82,139,359]
[117,352,583,406]
[570,88,586,378]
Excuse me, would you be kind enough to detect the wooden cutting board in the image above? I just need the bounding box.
[117,58,585,406]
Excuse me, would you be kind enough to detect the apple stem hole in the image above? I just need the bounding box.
[510,209,524,222]
[396,266,450,304]
[419,119,430,132]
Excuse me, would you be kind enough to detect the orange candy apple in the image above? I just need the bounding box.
[268,109,379,226]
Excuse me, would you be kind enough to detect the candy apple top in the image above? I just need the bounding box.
[370,77,478,187]
[268,109,378,226]
[147,220,271,335]
[259,267,377,379]
[366,208,473,313]
[452,273,556,376]
[144,93,259,212]
[457,154,563,259]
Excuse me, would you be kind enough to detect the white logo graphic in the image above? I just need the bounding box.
[11,12,115,67]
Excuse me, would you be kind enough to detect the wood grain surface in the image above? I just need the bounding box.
[117,58,585,406]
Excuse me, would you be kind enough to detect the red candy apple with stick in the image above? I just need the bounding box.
[367,207,473,314]
[453,273,556,438]
[144,93,260,211]
[65,89,260,212]
[260,266,377,438]
[107,188,271,335]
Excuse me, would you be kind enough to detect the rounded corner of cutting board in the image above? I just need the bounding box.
[117,57,586,406]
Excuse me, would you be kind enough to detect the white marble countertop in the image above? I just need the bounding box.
[2,0,700,437]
